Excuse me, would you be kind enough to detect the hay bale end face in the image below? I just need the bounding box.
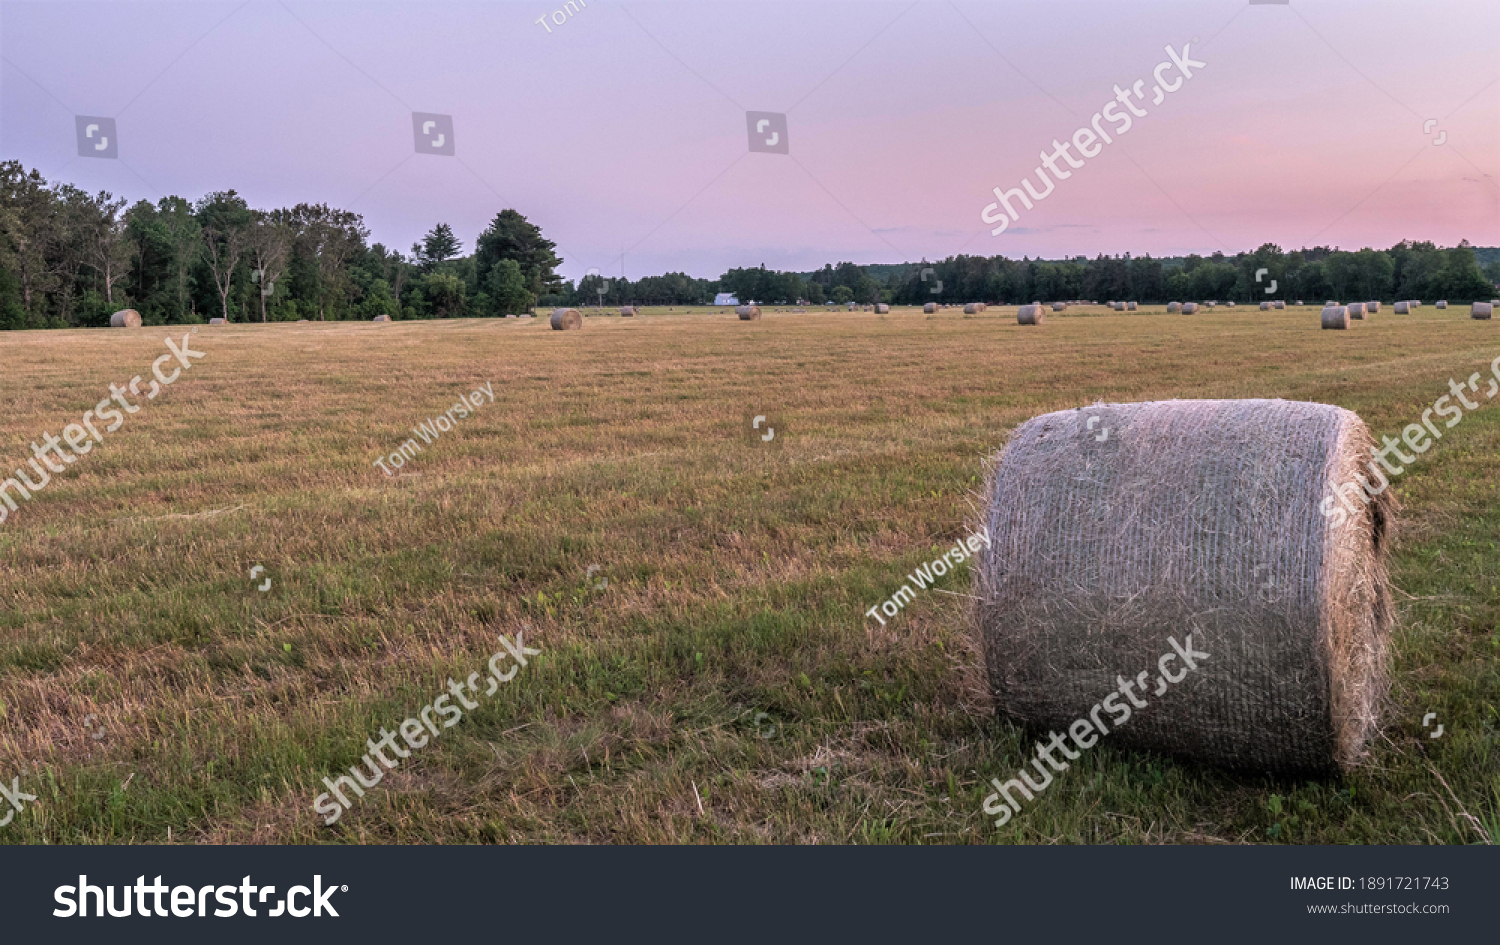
[975,398,1394,774]
[1472,302,1493,320]
[736,305,762,320]
[1347,302,1366,319]
[549,308,582,330]
[1393,301,1410,314]
[1181,302,1198,314]
[963,303,979,315]
[923,302,937,314]
[1017,304,1045,325]
[110,309,142,328]
[1322,306,1349,329]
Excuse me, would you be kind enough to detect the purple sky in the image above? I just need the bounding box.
[3,1,1496,282]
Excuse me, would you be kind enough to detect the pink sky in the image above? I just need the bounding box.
[2,0,1496,281]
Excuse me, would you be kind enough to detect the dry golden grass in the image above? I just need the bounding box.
[0,304,1494,844]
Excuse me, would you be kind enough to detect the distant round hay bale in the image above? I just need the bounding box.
[1017,304,1046,325]
[1273,300,1286,310]
[371,314,391,322]
[977,303,988,312]
[924,302,937,314]
[1366,301,1380,313]
[1225,301,1236,308]
[1434,301,1446,310]
[1166,302,1182,313]
[549,308,582,330]
[964,303,979,315]
[975,398,1394,774]
[620,306,637,317]
[1410,300,1421,308]
[1260,301,1272,311]
[1393,301,1410,314]
[208,317,227,325]
[1347,302,1366,319]
[736,305,762,320]
[1126,301,1137,311]
[1322,306,1349,329]
[1181,302,1198,314]
[1051,302,1066,312]
[1295,300,1304,306]
[1113,302,1125,312]
[1471,302,1493,320]
[875,303,890,314]
[110,308,142,328]
[1326,301,1338,307]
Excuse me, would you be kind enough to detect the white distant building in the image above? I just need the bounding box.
[713,293,739,306]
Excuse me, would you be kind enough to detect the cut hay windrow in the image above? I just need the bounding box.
[549,308,581,330]
[736,305,762,320]
[973,399,1394,774]
[1017,304,1045,325]
[1322,306,1349,329]
[110,309,141,328]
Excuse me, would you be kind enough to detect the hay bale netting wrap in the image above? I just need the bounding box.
[1274,300,1286,310]
[1393,301,1410,314]
[923,302,937,314]
[1434,300,1446,310]
[1322,306,1349,329]
[963,303,979,315]
[1167,302,1182,314]
[736,305,762,321]
[974,399,1394,774]
[549,308,582,330]
[1016,304,1045,326]
[109,309,142,328]
[875,303,890,314]
[1472,302,1493,320]
[1347,302,1366,319]
[1181,302,1198,314]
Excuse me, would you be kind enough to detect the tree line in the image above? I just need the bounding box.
[1,161,1495,329]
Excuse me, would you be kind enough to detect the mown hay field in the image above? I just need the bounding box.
[0,304,1495,844]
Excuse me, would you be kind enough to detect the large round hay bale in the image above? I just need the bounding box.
[549,308,582,330]
[1433,300,1446,310]
[963,303,979,315]
[1166,302,1182,313]
[208,317,227,325]
[1273,300,1286,310]
[1181,302,1198,314]
[1017,304,1045,325]
[736,305,762,320]
[1472,302,1493,320]
[1051,302,1066,312]
[1126,301,1137,311]
[1322,305,1349,329]
[923,302,937,314]
[1393,301,1410,314]
[1347,302,1366,319]
[875,303,890,314]
[620,306,637,317]
[1259,301,1272,311]
[1113,302,1125,312]
[974,398,1393,774]
[1366,301,1379,313]
[110,308,142,328]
